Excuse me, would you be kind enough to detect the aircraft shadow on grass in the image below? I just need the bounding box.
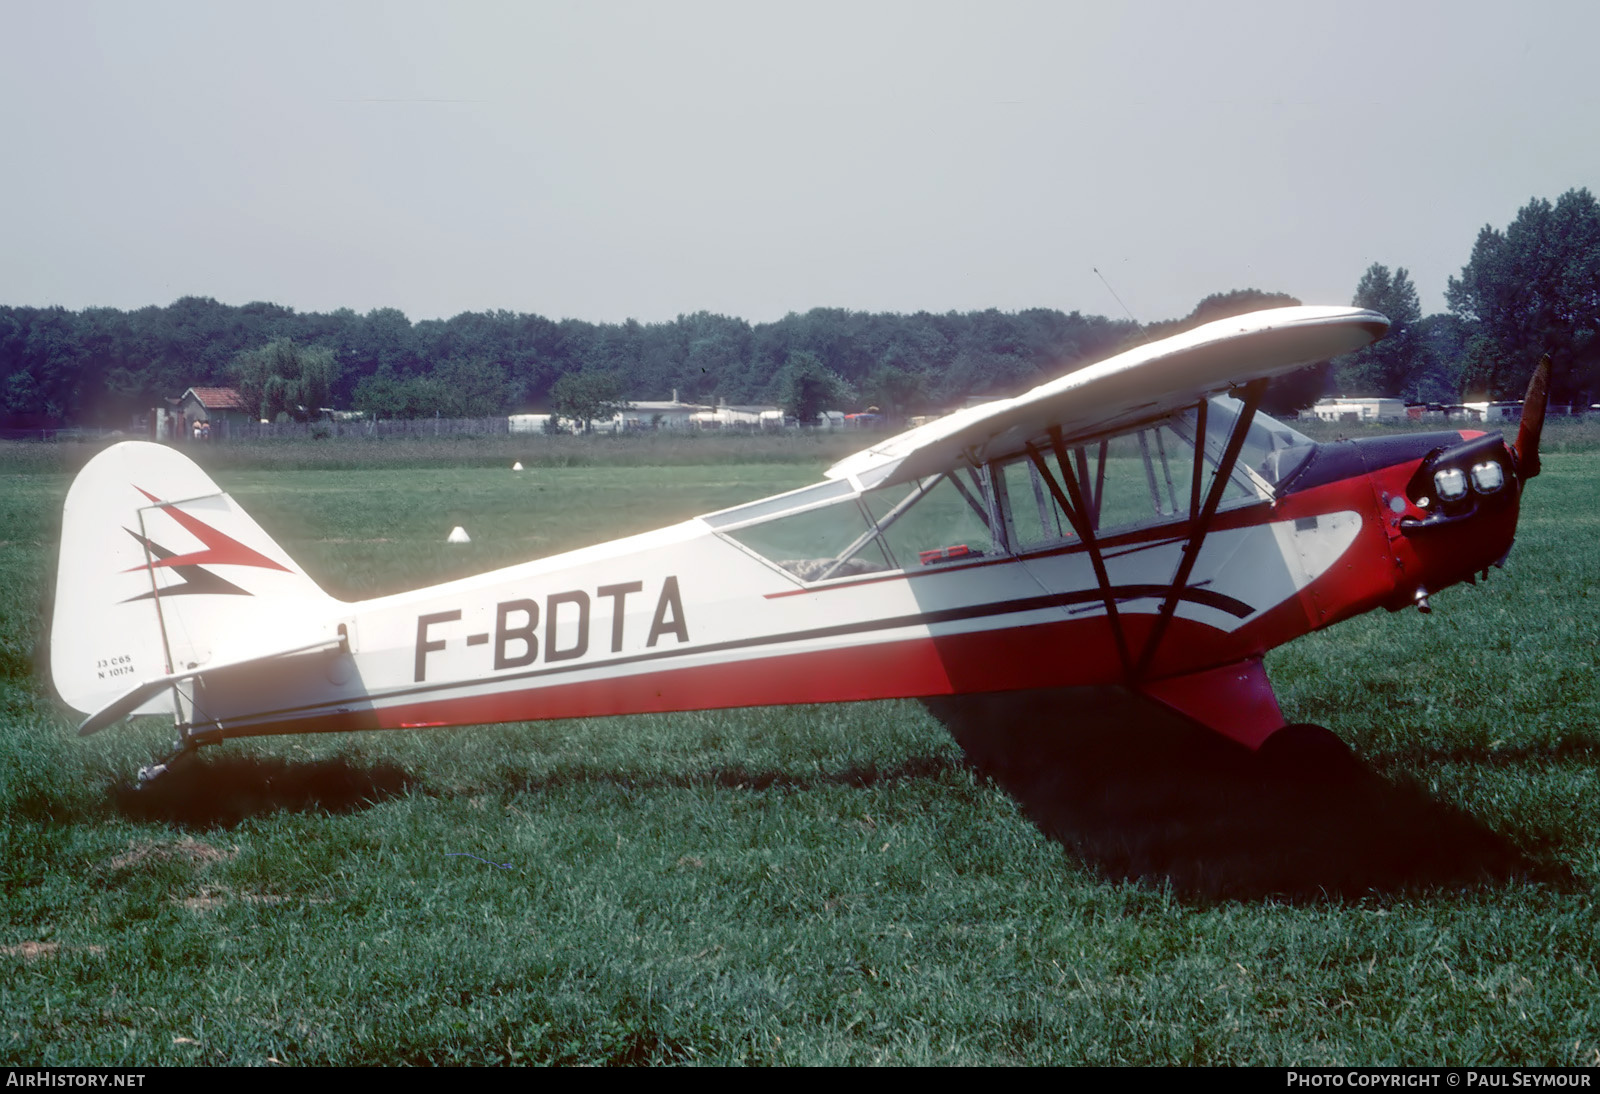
[923,688,1580,902]
[113,754,415,828]
[109,747,955,829]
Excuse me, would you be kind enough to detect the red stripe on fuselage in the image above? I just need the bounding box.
[363,612,1191,730]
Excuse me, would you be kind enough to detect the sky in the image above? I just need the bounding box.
[4,0,1597,327]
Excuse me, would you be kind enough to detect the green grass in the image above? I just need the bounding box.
[3,435,1599,1065]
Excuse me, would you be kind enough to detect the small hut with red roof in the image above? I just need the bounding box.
[176,387,251,439]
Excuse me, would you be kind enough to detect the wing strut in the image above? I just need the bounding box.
[1133,379,1267,682]
[1012,380,1267,687]
[1026,428,1134,682]
[946,468,995,535]
[1072,440,1109,526]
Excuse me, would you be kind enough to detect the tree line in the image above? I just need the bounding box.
[1311,188,1599,409]
[4,188,1596,428]
[0,298,1137,428]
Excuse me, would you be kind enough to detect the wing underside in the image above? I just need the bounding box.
[827,306,1388,490]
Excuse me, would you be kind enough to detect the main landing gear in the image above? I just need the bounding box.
[1256,722,1359,781]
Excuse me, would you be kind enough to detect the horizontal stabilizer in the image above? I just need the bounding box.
[77,635,346,737]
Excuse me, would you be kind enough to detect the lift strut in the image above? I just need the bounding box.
[1133,378,1267,682]
[1026,428,1134,683]
[1019,379,1269,687]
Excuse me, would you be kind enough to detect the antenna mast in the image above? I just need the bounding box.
[1093,267,1152,344]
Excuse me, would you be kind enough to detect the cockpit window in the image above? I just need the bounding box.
[722,492,892,582]
[864,472,995,568]
[713,395,1309,581]
[717,471,997,584]
[997,447,1074,549]
[988,397,1296,547]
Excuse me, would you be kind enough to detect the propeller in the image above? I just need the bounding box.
[1512,354,1552,481]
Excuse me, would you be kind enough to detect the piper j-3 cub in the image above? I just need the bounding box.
[53,306,1550,783]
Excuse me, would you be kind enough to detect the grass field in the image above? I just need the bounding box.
[3,428,1599,1065]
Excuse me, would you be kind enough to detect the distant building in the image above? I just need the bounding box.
[153,387,251,441]
[689,405,776,429]
[508,414,581,434]
[1310,396,1407,423]
[514,392,791,433]
[623,394,788,430]
[622,393,711,430]
[1460,401,1524,423]
[181,387,250,425]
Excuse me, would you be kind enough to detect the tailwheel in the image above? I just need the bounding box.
[1257,723,1359,782]
[135,735,206,788]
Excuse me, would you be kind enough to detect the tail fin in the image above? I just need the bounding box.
[51,442,335,721]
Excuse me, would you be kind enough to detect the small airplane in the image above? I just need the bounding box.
[51,306,1550,783]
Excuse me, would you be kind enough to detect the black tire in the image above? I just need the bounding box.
[1258,723,1359,782]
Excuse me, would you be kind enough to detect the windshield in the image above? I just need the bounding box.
[1191,396,1317,489]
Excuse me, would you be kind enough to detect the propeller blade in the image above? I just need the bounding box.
[1513,354,1552,481]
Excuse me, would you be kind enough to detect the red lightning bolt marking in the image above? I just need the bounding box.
[121,486,291,573]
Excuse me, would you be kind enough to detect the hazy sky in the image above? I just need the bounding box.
[4,0,1596,326]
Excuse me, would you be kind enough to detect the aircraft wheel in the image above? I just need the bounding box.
[1258,723,1358,782]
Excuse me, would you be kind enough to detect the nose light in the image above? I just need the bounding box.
[1471,460,1505,494]
[1433,466,1468,501]
[1401,433,1519,526]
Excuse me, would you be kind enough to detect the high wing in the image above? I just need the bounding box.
[826,306,1389,490]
